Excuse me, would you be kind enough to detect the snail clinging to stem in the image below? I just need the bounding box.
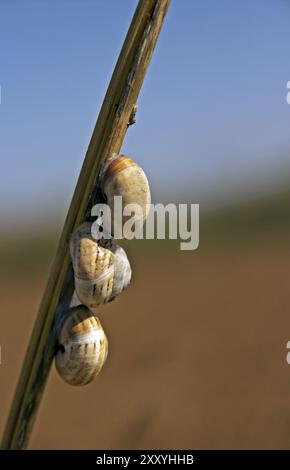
[56,154,151,387]
[70,222,132,312]
[100,154,151,237]
[55,305,108,386]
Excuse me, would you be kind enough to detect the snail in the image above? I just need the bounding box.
[101,154,151,236]
[55,305,108,386]
[70,222,131,310]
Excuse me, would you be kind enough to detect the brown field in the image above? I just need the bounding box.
[1,239,290,449]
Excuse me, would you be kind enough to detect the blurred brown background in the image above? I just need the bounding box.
[1,192,290,449]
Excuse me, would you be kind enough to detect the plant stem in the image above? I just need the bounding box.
[1,0,170,450]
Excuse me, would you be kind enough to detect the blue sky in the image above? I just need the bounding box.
[1,0,290,228]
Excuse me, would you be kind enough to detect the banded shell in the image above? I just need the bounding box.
[55,305,108,386]
[70,222,131,311]
[101,154,151,235]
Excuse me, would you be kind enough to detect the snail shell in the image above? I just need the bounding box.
[101,154,151,234]
[55,305,108,386]
[70,222,131,311]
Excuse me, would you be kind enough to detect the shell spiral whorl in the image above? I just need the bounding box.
[101,154,151,234]
[55,305,108,386]
[70,222,131,311]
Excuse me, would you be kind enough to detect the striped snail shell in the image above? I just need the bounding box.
[101,154,151,235]
[55,305,108,386]
[70,222,131,311]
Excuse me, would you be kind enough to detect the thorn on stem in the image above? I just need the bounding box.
[127,104,138,127]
